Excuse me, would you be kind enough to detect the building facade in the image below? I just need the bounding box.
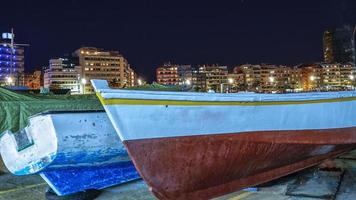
[44,58,81,93]
[191,67,207,92]
[320,63,355,90]
[237,64,261,91]
[156,62,355,93]
[127,66,137,87]
[0,34,25,86]
[228,67,245,92]
[297,63,323,91]
[156,63,192,86]
[323,25,356,64]
[231,63,355,93]
[233,64,293,93]
[198,64,228,92]
[74,47,136,93]
[156,63,231,92]
[21,70,42,89]
[156,63,180,85]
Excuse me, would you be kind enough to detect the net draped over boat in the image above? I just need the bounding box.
[0,87,103,134]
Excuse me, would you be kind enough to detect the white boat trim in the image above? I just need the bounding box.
[91,80,356,141]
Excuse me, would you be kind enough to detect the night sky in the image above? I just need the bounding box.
[0,0,355,82]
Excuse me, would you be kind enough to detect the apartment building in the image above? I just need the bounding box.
[156,63,192,86]
[21,70,42,89]
[43,58,81,93]
[74,47,136,93]
[198,64,228,92]
[321,63,355,90]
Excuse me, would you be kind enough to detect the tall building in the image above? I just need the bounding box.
[74,47,136,93]
[191,67,207,92]
[236,64,261,91]
[268,65,290,92]
[156,63,192,85]
[44,57,81,93]
[288,67,303,91]
[323,25,355,64]
[156,63,180,85]
[198,64,228,92]
[228,67,245,92]
[234,64,292,93]
[320,63,354,90]
[156,63,230,92]
[126,66,137,87]
[0,32,25,86]
[296,63,323,91]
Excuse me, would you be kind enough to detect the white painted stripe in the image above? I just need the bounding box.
[102,100,356,141]
[100,90,356,102]
[92,79,356,102]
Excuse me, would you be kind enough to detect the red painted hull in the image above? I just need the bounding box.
[124,127,356,199]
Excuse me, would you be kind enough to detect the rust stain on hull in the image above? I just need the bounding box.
[124,128,356,199]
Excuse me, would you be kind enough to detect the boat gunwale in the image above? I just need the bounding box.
[96,92,356,106]
[92,79,356,105]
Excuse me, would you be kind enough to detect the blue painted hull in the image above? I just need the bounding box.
[41,162,139,195]
[0,111,140,196]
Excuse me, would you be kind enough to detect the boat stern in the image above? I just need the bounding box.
[0,114,58,175]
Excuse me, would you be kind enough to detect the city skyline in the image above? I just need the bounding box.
[0,0,355,82]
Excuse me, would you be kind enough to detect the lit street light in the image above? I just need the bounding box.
[350,75,355,90]
[138,79,143,86]
[268,77,276,93]
[181,79,192,91]
[268,77,275,83]
[185,79,191,86]
[81,78,87,94]
[81,78,87,85]
[221,78,234,93]
[6,76,13,85]
[228,78,234,84]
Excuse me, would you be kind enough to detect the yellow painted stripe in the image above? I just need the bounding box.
[97,92,107,105]
[228,191,253,200]
[96,92,356,106]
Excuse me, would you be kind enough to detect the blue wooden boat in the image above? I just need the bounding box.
[0,111,140,196]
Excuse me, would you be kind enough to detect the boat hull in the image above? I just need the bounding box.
[91,79,356,199]
[124,128,356,199]
[0,111,140,196]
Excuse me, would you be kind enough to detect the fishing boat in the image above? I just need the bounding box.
[92,79,356,200]
[0,111,140,196]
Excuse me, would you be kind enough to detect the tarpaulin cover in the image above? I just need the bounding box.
[0,87,103,134]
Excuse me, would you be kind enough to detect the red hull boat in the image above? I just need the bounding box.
[92,80,356,199]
